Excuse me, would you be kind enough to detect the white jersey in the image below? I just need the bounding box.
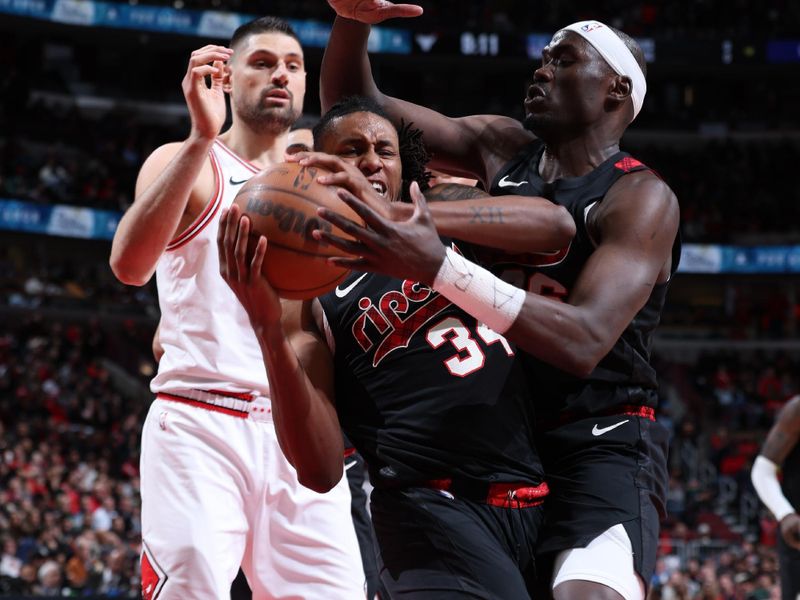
[151,140,269,398]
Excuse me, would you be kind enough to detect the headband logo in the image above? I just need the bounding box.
[581,22,604,32]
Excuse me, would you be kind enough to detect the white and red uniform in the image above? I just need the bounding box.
[140,140,365,600]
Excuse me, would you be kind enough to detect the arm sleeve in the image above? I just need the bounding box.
[751,455,796,522]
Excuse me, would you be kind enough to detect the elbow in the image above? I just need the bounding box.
[552,205,577,248]
[548,205,577,252]
[556,336,608,378]
[298,468,343,494]
[559,354,597,379]
[109,255,150,287]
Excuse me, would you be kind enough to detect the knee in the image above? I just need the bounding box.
[553,580,628,600]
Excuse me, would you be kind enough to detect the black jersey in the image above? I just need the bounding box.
[782,443,800,510]
[317,242,543,489]
[488,140,681,423]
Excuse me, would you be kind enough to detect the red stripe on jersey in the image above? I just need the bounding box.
[166,151,223,251]
[214,140,260,173]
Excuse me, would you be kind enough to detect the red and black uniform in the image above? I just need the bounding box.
[489,140,681,585]
[318,243,547,598]
[779,444,800,600]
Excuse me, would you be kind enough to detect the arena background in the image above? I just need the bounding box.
[0,0,798,597]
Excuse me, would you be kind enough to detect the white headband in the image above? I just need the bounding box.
[563,20,646,120]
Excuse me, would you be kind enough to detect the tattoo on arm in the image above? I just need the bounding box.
[470,206,504,224]
[425,183,489,202]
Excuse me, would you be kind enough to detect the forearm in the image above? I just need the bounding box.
[110,135,213,285]
[752,455,796,521]
[427,198,574,254]
[320,16,381,112]
[432,248,610,377]
[258,326,344,492]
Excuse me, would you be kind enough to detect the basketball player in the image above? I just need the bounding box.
[317,5,680,599]
[109,17,365,599]
[286,127,314,155]
[217,95,577,598]
[752,396,800,600]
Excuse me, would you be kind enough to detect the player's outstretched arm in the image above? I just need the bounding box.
[752,396,800,549]
[320,16,532,185]
[110,45,231,286]
[218,206,345,493]
[292,152,575,254]
[316,173,678,377]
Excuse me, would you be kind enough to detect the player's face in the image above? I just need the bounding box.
[228,32,306,134]
[319,112,403,203]
[523,30,615,137]
[285,128,314,157]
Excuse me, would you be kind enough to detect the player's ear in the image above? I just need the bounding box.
[608,74,632,102]
[222,64,233,93]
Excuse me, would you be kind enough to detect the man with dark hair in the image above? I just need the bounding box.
[316,4,680,599]
[218,97,574,599]
[110,17,364,599]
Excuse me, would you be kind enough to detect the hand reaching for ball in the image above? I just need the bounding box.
[217,204,283,330]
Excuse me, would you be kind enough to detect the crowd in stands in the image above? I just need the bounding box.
[0,241,158,318]
[114,0,800,37]
[0,316,154,597]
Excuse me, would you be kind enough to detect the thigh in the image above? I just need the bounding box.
[371,487,538,600]
[140,400,249,600]
[243,427,365,600]
[778,535,800,600]
[539,417,667,585]
[552,524,645,600]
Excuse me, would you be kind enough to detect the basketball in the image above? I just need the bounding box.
[232,162,363,300]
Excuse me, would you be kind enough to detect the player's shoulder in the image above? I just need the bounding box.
[604,169,679,223]
[778,395,800,424]
[135,140,214,196]
[458,114,534,151]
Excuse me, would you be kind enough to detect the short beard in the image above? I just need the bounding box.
[235,95,300,135]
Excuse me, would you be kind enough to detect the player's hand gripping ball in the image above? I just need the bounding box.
[233,162,364,299]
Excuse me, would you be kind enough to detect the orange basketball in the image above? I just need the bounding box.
[232,162,363,300]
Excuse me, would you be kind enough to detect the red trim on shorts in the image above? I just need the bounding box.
[207,389,255,402]
[543,404,657,429]
[166,151,223,251]
[619,405,656,421]
[425,479,549,508]
[156,392,248,418]
[343,447,357,459]
[214,140,261,173]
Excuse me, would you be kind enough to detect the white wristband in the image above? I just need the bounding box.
[432,247,525,334]
[751,455,796,522]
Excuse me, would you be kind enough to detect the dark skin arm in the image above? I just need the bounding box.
[505,171,678,376]
[320,12,533,185]
[760,395,800,548]
[421,183,575,254]
[291,152,576,254]
[217,205,344,493]
[316,171,678,378]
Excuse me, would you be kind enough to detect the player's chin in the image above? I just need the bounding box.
[522,113,554,136]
